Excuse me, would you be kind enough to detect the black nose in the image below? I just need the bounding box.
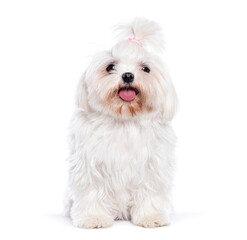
[122,72,134,83]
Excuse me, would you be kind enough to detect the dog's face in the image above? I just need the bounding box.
[77,40,177,120]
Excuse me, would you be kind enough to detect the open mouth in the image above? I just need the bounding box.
[118,87,139,102]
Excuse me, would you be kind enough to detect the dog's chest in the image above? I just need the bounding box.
[80,119,159,181]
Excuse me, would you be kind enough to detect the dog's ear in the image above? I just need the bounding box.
[76,73,88,110]
[161,73,178,121]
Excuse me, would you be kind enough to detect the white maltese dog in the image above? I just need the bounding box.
[65,18,177,228]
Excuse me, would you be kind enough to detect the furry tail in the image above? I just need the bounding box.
[115,18,164,53]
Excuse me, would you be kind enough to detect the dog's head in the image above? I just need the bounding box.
[76,18,177,121]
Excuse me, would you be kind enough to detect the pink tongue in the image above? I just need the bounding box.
[119,89,136,101]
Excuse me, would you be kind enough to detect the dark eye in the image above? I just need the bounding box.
[106,64,115,72]
[142,66,150,73]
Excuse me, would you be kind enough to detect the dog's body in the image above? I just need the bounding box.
[65,18,177,228]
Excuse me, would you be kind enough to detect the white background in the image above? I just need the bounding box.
[0,0,247,239]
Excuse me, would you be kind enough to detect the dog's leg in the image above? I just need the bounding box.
[64,189,73,217]
[70,190,114,228]
[130,191,171,228]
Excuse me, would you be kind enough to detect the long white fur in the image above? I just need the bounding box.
[65,18,177,228]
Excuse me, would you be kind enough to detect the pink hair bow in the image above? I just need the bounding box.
[128,37,143,47]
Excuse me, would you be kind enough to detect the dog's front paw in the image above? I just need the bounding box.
[132,213,170,228]
[73,215,113,229]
